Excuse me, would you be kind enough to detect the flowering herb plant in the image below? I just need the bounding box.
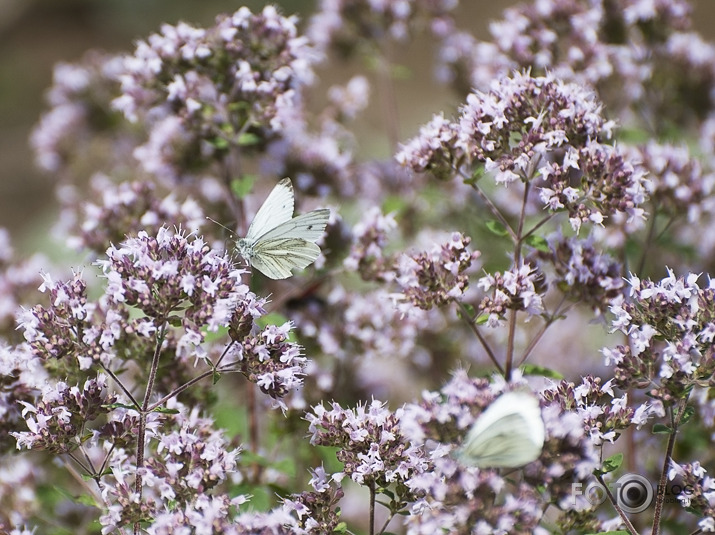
[2,0,715,534]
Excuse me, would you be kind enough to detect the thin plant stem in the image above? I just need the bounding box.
[377,512,395,535]
[100,362,140,410]
[369,480,376,535]
[595,473,640,535]
[505,181,531,381]
[147,368,216,412]
[66,451,94,477]
[214,339,236,368]
[134,323,166,535]
[505,309,518,381]
[516,297,573,367]
[521,212,555,241]
[455,300,504,374]
[652,396,690,535]
[471,183,518,241]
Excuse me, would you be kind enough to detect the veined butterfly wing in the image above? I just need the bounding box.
[259,209,331,242]
[458,391,545,468]
[250,239,322,280]
[244,177,295,242]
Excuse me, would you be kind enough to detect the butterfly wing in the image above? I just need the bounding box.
[244,178,295,242]
[460,413,542,468]
[250,239,322,280]
[458,391,545,468]
[259,208,331,242]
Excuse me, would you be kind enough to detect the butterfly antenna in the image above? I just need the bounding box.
[205,216,236,238]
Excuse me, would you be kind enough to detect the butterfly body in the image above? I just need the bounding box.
[237,178,330,279]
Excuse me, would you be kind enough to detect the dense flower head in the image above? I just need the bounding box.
[398,72,648,232]
[396,232,480,309]
[71,176,206,254]
[30,50,127,174]
[98,227,251,332]
[18,271,92,364]
[145,406,239,503]
[541,376,637,447]
[477,263,545,327]
[307,398,429,497]
[603,270,715,401]
[226,321,307,400]
[113,6,318,182]
[394,113,461,181]
[529,233,624,313]
[12,375,115,454]
[282,466,345,534]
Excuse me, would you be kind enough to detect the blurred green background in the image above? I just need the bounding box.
[1,0,714,248]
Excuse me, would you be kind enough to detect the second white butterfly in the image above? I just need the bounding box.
[236,178,330,280]
[456,390,545,469]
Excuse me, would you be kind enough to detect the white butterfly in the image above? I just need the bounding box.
[236,178,330,280]
[456,391,545,469]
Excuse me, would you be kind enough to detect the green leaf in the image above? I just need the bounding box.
[485,220,509,237]
[475,314,490,325]
[230,175,257,200]
[212,370,222,385]
[679,405,695,425]
[333,522,348,534]
[152,407,180,414]
[104,402,139,412]
[465,165,485,185]
[458,302,475,319]
[598,453,623,475]
[653,423,673,434]
[377,488,396,500]
[238,132,261,146]
[520,363,564,379]
[524,234,550,253]
[211,136,230,150]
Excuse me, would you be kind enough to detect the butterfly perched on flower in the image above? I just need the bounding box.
[456,390,545,468]
[236,178,330,279]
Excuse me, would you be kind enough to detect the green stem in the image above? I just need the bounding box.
[455,300,503,374]
[134,323,166,535]
[652,397,689,535]
[369,480,376,535]
[595,473,640,535]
